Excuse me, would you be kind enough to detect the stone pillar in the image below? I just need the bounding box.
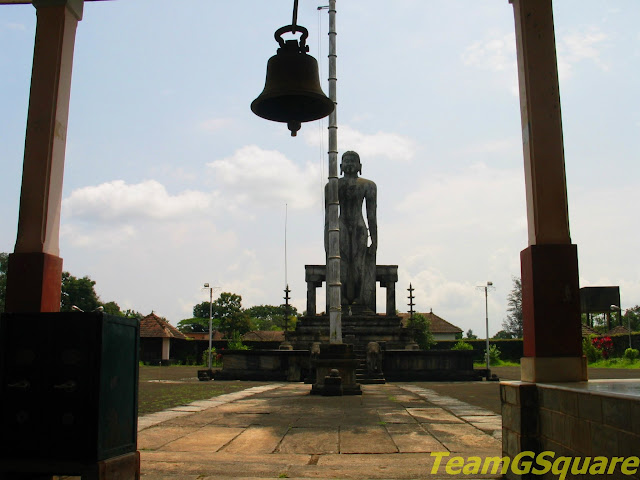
[306,280,323,317]
[307,282,317,317]
[385,283,396,317]
[510,0,585,382]
[305,265,326,317]
[5,0,83,313]
[162,338,170,362]
[376,266,398,317]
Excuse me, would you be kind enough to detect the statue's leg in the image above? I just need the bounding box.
[352,225,368,303]
[340,226,352,304]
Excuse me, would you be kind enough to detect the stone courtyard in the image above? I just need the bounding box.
[138,383,503,479]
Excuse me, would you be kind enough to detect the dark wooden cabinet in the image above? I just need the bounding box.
[0,312,139,463]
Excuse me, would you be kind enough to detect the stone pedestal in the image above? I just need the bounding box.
[311,344,361,396]
[288,313,413,350]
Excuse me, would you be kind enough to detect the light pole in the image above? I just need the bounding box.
[611,304,631,349]
[477,281,494,378]
[204,283,214,371]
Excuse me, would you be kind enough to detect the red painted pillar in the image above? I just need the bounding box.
[511,0,586,382]
[5,0,83,313]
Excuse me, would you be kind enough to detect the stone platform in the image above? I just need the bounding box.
[287,314,415,350]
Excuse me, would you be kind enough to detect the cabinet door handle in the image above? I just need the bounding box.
[53,380,78,392]
[7,380,30,390]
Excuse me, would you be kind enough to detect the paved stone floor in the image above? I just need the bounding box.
[138,383,503,479]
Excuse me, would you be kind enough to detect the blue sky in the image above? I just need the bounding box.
[1,1,638,336]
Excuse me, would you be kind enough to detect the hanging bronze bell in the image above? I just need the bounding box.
[251,25,334,136]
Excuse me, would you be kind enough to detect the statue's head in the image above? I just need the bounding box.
[340,151,362,175]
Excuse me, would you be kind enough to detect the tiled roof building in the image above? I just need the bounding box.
[398,310,463,340]
[140,312,187,339]
[139,312,187,364]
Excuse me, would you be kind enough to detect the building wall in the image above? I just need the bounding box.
[433,332,458,341]
[502,381,640,480]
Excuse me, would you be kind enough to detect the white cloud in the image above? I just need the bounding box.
[383,163,527,335]
[4,23,26,31]
[462,26,610,92]
[60,224,137,249]
[303,125,418,163]
[557,28,609,79]
[462,32,516,73]
[207,145,322,210]
[457,138,521,156]
[62,180,216,222]
[395,163,526,232]
[198,117,234,132]
[462,32,518,95]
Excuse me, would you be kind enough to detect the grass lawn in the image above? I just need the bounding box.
[137,365,269,415]
[587,358,640,369]
[473,360,520,368]
[475,359,640,369]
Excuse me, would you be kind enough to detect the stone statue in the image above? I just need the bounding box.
[366,341,382,373]
[325,151,377,312]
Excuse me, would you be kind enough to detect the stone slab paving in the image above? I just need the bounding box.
[137,382,503,479]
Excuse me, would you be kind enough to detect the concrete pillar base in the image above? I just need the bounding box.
[520,356,587,383]
[521,244,582,358]
[5,252,63,313]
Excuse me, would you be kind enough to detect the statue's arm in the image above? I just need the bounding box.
[366,182,377,252]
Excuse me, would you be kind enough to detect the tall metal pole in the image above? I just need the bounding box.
[485,285,490,373]
[208,286,213,369]
[326,0,342,343]
[477,281,493,379]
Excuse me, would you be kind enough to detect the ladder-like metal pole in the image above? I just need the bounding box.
[326,0,342,343]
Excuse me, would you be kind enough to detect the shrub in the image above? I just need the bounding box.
[583,337,602,363]
[624,348,639,361]
[201,347,224,367]
[407,313,436,350]
[228,331,251,350]
[592,336,614,359]
[485,344,502,365]
[451,340,473,351]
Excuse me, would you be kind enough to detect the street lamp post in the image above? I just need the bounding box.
[204,283,213,371]
[611,304,631,349]
[477,281,494,379]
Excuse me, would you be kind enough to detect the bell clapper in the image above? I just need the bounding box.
[288,121,301,136]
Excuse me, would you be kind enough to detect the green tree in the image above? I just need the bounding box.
[0,252,8,313]
[177,317,210,333]
[465,329,478,339]
[193,301,213,319]
[623,306,640,332]
[60,272,101,312]
[408,313,436,350]
[122,308,143,319]
[101,301,123,316]
[245,304,299,331]
[493,329,513,339]
[98,302,142,318]
[192,292,253,336]
[502,276,523,338]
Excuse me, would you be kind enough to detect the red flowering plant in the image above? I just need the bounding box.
[591,336,614,359]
